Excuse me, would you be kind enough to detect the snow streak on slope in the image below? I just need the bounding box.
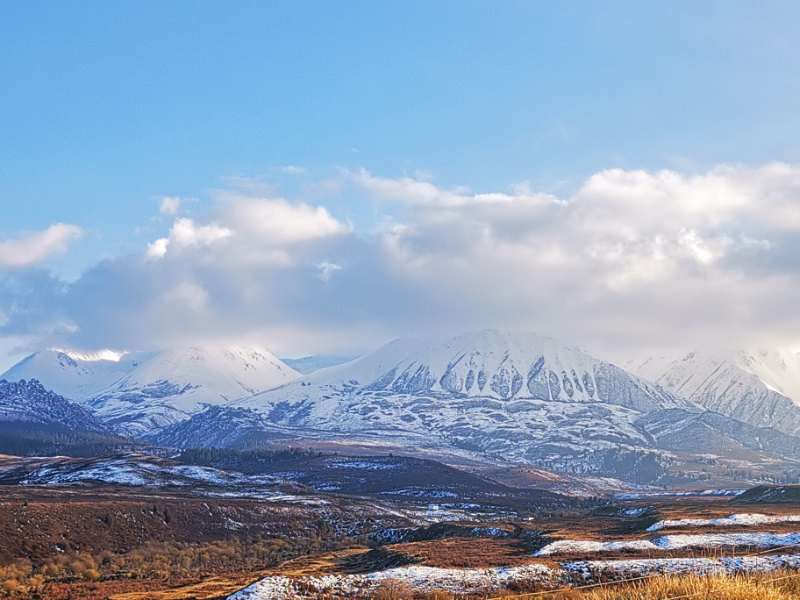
[629,350,800,436]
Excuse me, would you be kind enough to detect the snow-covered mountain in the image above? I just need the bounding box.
[1,347,301,437]
[154,331,701,477]
[628,349,800,437]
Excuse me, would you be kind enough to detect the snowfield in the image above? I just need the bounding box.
[647,513,800,532]
[536,531,800,556]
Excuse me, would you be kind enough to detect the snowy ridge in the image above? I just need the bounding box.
[281,355,357,375]
[88,347,300,435]
[276,330,687,409]
[629,349,800,436]
[1,349,153,401]
[0,378,113,434]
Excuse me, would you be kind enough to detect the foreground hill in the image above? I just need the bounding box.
[1,347,301,436]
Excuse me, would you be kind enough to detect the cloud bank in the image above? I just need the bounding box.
[2,164,800,360]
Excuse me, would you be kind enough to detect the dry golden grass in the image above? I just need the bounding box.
[109,574,262,600]
[489,571,800,600]
[586,572,800,600]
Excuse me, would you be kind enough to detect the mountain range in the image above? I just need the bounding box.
[6,332,800,485]
[149,331,800,482]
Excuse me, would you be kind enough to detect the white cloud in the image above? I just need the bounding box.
[351,164,800,355]
[351,168,561,208]
[146,218,232,260]
[316,262,341,281]
[9,164,800,360]
[220,195,349,244]
[0,223,83,268]
[170,218,232,248]
[146,238,170,260]
[163,280,210,314]
[159,196,181,215]
[280,165,306,175]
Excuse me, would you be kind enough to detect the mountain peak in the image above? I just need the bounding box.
[0,345,301,436]
[628,348,800,436]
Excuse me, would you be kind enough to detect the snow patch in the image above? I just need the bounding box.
[648,513,800,532]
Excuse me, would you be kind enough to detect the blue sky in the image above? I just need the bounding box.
[3,2,800,368]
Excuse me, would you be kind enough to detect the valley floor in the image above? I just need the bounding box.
[1,485,800,599]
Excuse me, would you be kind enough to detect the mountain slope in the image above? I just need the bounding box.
[635,408,800,460]
[153,331,696,478]
[0,378,111,432]
[629,350,800,437]
[0,379,132,455]
[1,347,302,437]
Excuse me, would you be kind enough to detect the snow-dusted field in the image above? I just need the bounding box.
[227,555,800,599]
[564,554,800,580]
[228,564,560,600]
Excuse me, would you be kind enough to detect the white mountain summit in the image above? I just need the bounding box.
[1,347,300,436]
[627,349,800,437]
